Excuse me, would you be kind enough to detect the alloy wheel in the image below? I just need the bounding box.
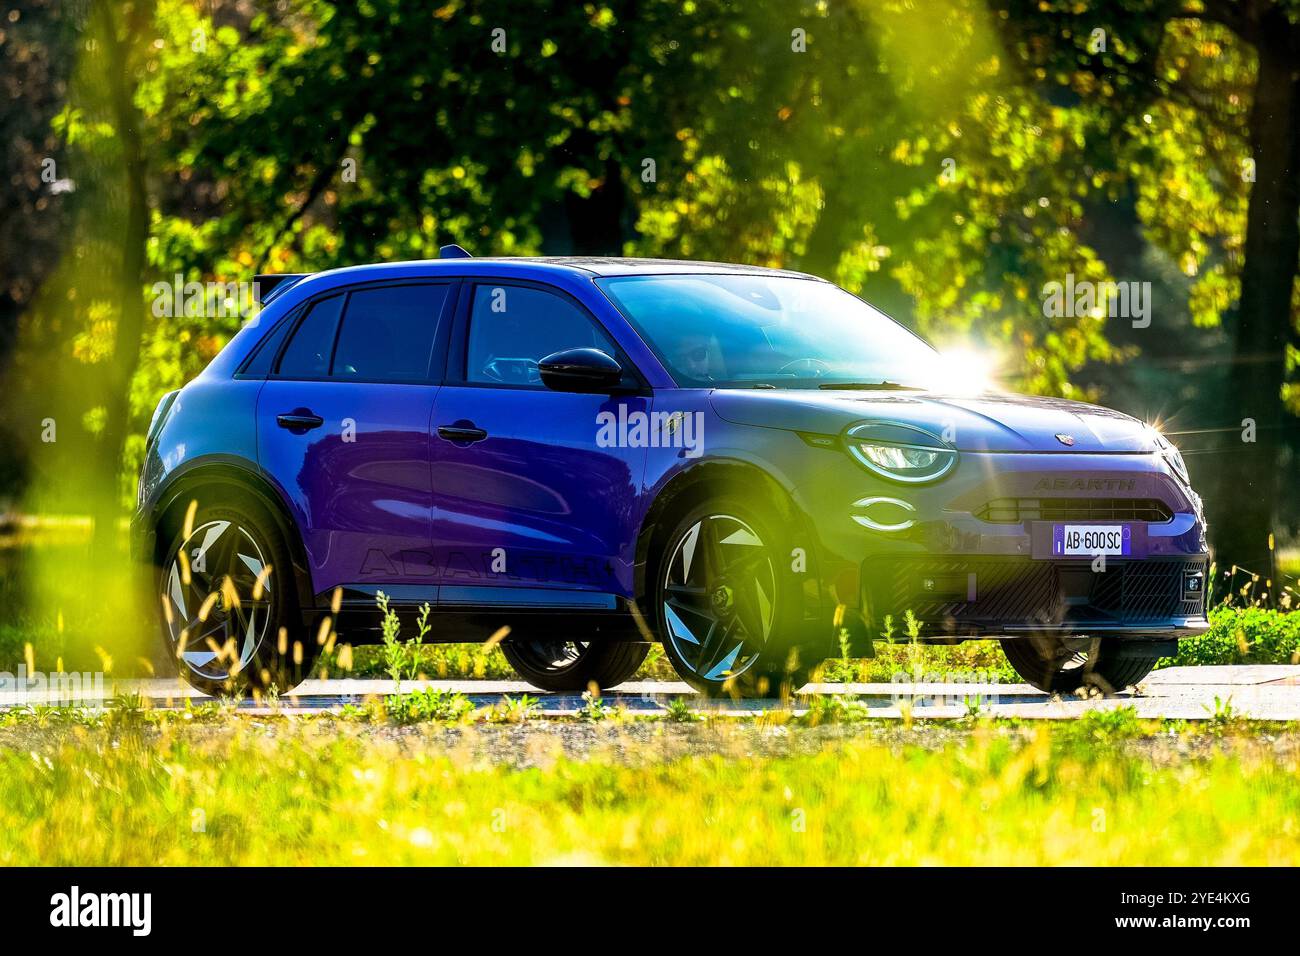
[162,519,274,681]
[661,513,777,683]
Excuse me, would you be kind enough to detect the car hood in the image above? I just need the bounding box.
[709,389,1157,453]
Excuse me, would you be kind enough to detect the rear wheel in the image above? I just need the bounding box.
[501,639,649,692]
[651,498,817,697]
[157,497,316,696]
[1000,636,1159,694]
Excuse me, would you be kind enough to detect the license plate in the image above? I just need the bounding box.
[1053,524,1131,556]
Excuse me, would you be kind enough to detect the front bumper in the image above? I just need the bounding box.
[789,449,1210,644]
[863,555,1208,639]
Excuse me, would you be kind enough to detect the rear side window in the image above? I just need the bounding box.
[332,284,447,381]
[240,312,294,376]
[276,295,343,378]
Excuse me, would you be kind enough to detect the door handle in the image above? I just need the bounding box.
[437,424,488,444]
[276,411,324,431]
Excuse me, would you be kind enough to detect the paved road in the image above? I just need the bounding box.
[4,665,1300,719]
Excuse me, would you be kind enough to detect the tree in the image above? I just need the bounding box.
[4,0,158,549]
[89,0,156,554]
[0,0,78,499]
[635,0,1127,395]
[996,0,1300,579]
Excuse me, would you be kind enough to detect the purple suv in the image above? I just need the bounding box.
[132,250,1209,697]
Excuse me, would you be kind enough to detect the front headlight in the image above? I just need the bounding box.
[1152,430,1189,485]
[846,422,958,483]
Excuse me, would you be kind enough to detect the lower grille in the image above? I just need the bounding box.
[864,557,1206,630]
[975,497,1173,523]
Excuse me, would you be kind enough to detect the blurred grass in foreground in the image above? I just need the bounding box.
[1,716,1298,865]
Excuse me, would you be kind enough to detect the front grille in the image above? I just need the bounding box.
[864,557,1205,631]
[975,497,1173,523]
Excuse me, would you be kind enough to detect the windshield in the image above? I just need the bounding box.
[595,274,939,388]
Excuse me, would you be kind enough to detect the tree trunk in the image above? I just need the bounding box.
[563,156,627,255]
[1205,18,1300,581]
[90,0,152,559]
[800,158,852,278]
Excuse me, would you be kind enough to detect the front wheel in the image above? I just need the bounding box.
[651,499,816,697]
[1000,636,1160,694]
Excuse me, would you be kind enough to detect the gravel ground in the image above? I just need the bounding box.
[5,718,1299,767]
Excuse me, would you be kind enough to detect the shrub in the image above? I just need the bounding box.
[1167,606,1300,667]
[382,687,475,725]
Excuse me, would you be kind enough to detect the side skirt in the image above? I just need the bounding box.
[305,584,648,645]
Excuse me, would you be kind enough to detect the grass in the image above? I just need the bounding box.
[0,714,1297,865]
[319,638,1019,684]
[1166,604,1300,667]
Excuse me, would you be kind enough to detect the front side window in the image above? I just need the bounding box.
[596,274,940,389]
[464,283,616,387]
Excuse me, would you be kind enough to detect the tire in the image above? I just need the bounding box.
[156,495,316,696]
[1000,636,1159,694]
[501,639,649,693]
[649,496,818,697]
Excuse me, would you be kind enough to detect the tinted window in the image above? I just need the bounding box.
[465,284,615,386]
[277,295,343,378]
[241,312,294,376]
[333,284,448,381]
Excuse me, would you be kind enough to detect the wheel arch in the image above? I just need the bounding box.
[149,458,316,610]
[633,458,820,609]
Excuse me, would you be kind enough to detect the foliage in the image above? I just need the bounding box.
[485,693,540,723]
[663,695,703,723]
[577,691,606,721]
[1065,704,1144,744]
[2,720,1299,864]
[11,0,1293,470]
[2,0,1298,652]
[1167,605,1300,667]
[382,687,475,725]
[375,590,404,689]
[797,693,875,726]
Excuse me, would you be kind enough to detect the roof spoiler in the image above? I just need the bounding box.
[253,273,310,305]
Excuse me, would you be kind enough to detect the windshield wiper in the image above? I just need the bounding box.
[817,381,924,391]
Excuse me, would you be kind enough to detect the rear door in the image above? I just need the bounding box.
[429,279,651,608]
[256,280,456,600]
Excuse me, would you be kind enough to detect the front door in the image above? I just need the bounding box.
[429,280,649,608]
[256,281,454,599]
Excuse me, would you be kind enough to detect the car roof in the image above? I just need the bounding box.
[302,256,821,283]
[515,256,820,279]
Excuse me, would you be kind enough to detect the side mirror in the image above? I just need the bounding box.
[538,348,624,393]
